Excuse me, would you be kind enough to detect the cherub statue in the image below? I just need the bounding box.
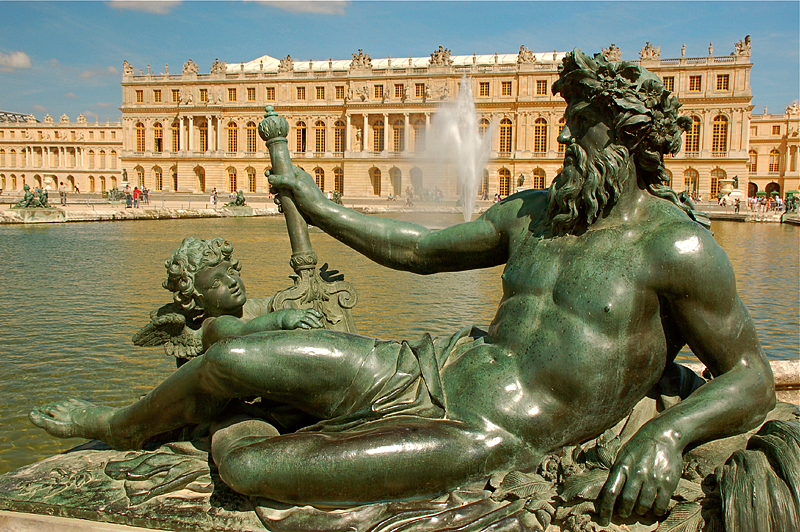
[132,237,326,366]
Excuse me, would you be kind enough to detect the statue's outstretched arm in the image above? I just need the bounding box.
[268,166,513,274]
[598,223,775,524]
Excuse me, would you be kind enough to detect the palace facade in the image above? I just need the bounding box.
[2,37,797,200]
[0,111,123,194]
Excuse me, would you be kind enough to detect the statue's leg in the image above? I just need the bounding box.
[214,415,529,504]
[31,330,385,449]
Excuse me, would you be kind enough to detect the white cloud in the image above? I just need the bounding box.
[253,1,349,15]
[32,104,47,112]
[106,1,182,15]
[0,51,32,72]
[64,92,79,99]
[95,102,115,108]
[80,66,119,79]
[107,65,119,74]
[84,111,99,119]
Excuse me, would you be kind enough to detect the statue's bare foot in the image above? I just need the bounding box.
[29,398,118,444]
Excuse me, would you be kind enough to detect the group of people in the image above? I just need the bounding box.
[748,194,785,212]
[124,185,148,208]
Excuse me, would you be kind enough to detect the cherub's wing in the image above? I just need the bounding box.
[132,305,204,361]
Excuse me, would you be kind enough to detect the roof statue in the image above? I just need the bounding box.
[182,59,198,75]
[430,45,454,67]
[210,58,227,74]
[516,45,536,64]
[734,35,752,56]
[278,55,294,72]
[639,42,661,60]
[602,43,622,61]
[350,49,372,69]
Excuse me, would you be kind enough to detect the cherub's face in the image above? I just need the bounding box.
[194,260,246,317]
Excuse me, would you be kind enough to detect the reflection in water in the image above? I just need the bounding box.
[0,217,795,473]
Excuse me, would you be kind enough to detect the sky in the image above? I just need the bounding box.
[0,1,797,122]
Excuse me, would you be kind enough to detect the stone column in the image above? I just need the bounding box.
[404,113,410,153]
[217,116,223,153]
[346,114,351,152]
[363,113,370,152]
[188,116,194,153]
[383,113,389,152]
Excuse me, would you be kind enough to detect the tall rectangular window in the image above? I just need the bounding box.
[662,76,675,92]
[716,74,729,91]
[172,122,180,152]
[316,86,325,100]
[199,89,209,102]
[266,87,276,101]
[479,82,490,97]
[772,125,781,135]
[172,89,180,103]
[415,83,425,98]
[228,88,237,101]
[501,81,512,96]
[154,123,163,152]
[750,126,757,137]
[247,87,256,101]
[153,90,162,103]
[335,86,344,99]
[394,84,404,98]
[689,75,702,92]
[374,85,383,99]
[111,131,115,140]
[135,90,143,103]
[296,86,306,100]
[536,80,547,95]
[199,124,208,152]
[227,124,237,153]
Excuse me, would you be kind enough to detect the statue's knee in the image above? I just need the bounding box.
[217,446,269,496]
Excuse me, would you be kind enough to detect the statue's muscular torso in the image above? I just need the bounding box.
[442,194,690,453]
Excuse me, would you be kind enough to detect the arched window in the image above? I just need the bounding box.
[314,167,325,190]
[370,168,381,196]
[154,166,163,191]
[199,122,208,152]
[1,149,5,166]
[9,149,15,168]
[334,120,345,153]
[135,122,145,153]
[334,167,344,193]
[414,119,425,152]
[373,120,384,152]
[296,121,307,152]
[228,167,237,192]
[153,122,163,152]
[136,167,144,188]
[99,150,106,169]
[479,118,490,137]
[558,117,566,153]
[499,119,512,154]
[196,167,205,193]
[532,168,546,189]
[748,150,757,173]
[98,176,105,192]
[664,169,673,189]
[499,168,511,196]
[88,176,95,192]
[227,122,238,153]
[314,121,326,153]
[684,116,701,154]
[769,149,780,173]
[533,118,547,153]
[246,122,257,153]
[710,167,725,197]
[88,150,95,169]
[171,121,180,152]
[711,115,728,154]
[411,168,423,194]
[482,169,489,194]
[171,166,178,191]
[393,120,405,153]
[390,168,402,196]
[247,167,256,192]
[683,168,699,195]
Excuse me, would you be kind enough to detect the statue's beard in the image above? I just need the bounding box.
[546,142,629,236]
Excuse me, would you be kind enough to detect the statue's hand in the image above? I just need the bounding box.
[597,429,682,525]
[280,308,324,330]
[266,165,324,212]
[318,263,345,283]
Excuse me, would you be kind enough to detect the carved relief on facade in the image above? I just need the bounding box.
[516,45,536,64]
[350,50,372,69]
[182,59,199,75]
[278,55,294,72]
[786,101,799,117]
[639,42,661,61]
[210,58,227,74]
[602,43,622,61]
[355,86,368,102]
[429,46,454,67]
[734,35,751,57]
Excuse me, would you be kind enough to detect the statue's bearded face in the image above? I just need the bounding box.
[546,114,629,236]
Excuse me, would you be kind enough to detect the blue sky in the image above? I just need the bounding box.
[0,1,797,122]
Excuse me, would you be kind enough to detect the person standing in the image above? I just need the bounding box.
[133,187,141,208]
[58,182,67,206]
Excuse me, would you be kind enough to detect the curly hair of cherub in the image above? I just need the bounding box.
[163,237,240,314]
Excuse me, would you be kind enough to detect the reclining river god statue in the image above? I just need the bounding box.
[27,49,797,532]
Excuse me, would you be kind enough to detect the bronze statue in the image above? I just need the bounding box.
[30,50,783,528]
[225,190,247,207]
[131,237,327,366]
